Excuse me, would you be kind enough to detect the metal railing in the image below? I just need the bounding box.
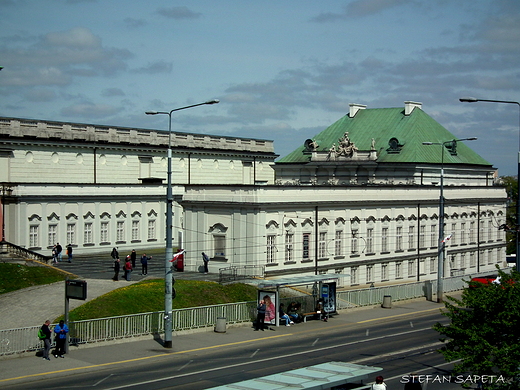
[0,241,52,264]
[219,265,265,283]
[0,271,500,357]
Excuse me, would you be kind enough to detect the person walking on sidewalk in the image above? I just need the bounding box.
[130,249,137,268]
[40,320,52,361]
[202,252,209,274]
[124,257,133,281]
[56,243,63,262]
[66,244,73,263]
[53,320,69,358]
[112,258,120,281]
[140,254,151,275]
[371,375,387,390]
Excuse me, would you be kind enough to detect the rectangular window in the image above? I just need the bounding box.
[396,226,403,251]
[430,257,436,273]
[318,232,326,258]
[116,221,125,242]
[460,222,466,244]
[366,228,374,253]
[335,230,342,256]
[408,226,415,250]
[381,227,388,252]
[29,225,39,248]
[147,220,156,240]
[132,220,140,241]
[408,260,415,276]
[351,229,359,254]
[366,265,373,282]
[48,224,57,247]
[351,266,358,284]
[84,222,93,244]
[451,223,457,245]
[214,235,226,258]
[303,233,310,260]
[396,261,402,278]
[470,221,476,242]
[381,263,388,280]
[460,252,466,269]
[419,225,425,248]
[488,220,493,241]
[431,224,437,247]
[67,223,76,245]
[267,234,276,263]
[100,221,109,242]
[285,232,294,262]
[470,251,476,267]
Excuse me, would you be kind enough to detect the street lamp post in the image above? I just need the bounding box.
[423,137,477,303]
[460,97,520,272]
[146,99,219,348]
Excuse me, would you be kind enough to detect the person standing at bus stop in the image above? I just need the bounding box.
[53,320,69,358]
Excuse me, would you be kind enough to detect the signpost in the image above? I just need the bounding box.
[64,279,87,353]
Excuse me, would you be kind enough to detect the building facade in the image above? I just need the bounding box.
[0,117,276,255]
[181,102,506,286]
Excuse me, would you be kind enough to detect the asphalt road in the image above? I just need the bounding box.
[1,303,468,390]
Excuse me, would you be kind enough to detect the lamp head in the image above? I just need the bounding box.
[145,111,158,115]
[459,97,478,103]
[205,99,220,105]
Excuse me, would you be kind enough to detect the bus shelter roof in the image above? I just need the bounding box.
[257,274,350,290]
[207,361,381,390]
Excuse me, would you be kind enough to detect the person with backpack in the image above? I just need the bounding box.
[124,256,132,281]
[39,320,52,361]
[53,320,69,358]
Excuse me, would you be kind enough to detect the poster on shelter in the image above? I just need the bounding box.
[258,291,277,325]
[321,282,336,313]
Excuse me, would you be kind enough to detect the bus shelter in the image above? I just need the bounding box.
[256,274,349,327]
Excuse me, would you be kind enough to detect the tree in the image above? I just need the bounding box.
[499,176,518,255]
[433,268,520,389]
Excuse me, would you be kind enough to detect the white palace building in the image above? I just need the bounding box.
[0,101,507,287]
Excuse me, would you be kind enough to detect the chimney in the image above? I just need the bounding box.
[404,101,422,115]
[349,103,367,117]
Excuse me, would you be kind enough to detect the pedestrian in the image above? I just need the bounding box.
[53,320,68,358]
[140,253,150,275]
[202,252,209,274]
[254,299,266,331]
[125,256,132,281]
[56,243,63,262]
[372,375,387,390]
[51,246,57,264]
[66,244,73,263]
[130,249,137,268]
[112,258,120,281]
[40,320,52,361]
[111,247,119,260]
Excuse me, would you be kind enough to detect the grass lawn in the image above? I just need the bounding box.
[0,263,68,294]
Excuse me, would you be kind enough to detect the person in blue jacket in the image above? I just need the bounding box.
[53,320,69,358]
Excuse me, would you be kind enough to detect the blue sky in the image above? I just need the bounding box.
[1,0,519,175]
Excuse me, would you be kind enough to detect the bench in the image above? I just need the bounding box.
[302,312,318,322]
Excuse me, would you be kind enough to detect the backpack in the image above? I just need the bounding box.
[38,328,46,340]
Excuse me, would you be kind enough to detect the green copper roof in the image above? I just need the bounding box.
[277,107,491,166]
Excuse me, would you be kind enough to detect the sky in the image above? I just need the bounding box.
[1,0,519,176]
